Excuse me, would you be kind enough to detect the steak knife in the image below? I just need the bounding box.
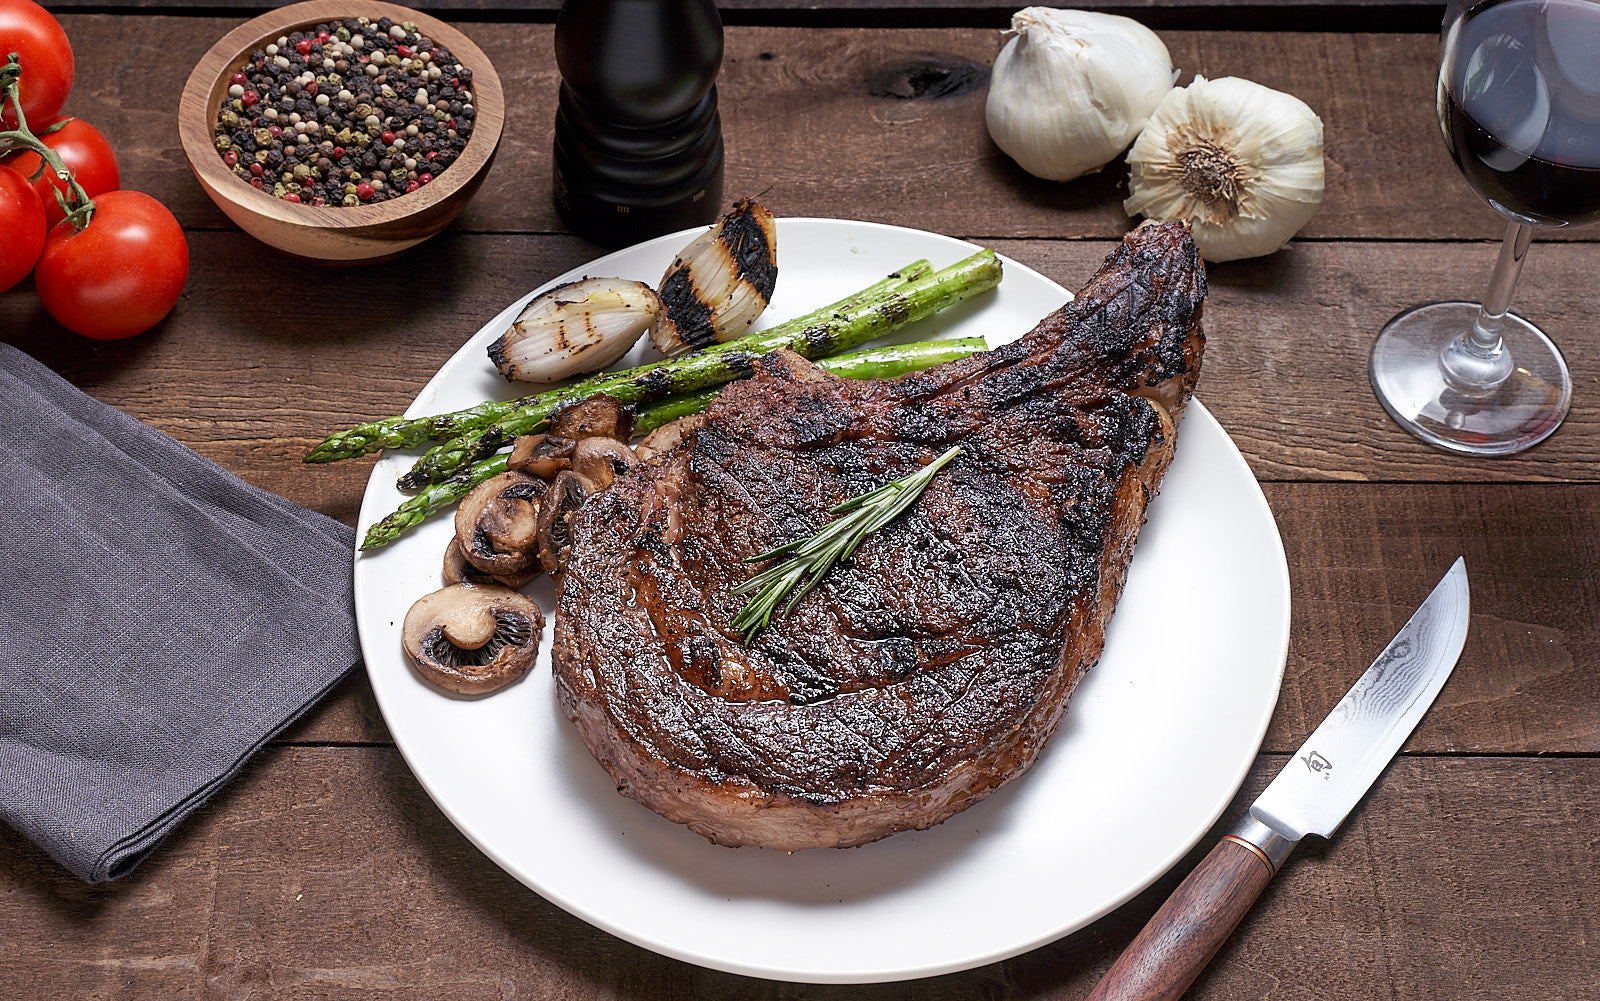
[1085,557,1470,1001]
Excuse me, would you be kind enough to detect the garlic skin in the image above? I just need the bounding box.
[986,8,1177,182]
[488,278,662,384]
[1124,76,1325,262]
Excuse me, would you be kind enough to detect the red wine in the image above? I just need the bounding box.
[1439,0,1600,227]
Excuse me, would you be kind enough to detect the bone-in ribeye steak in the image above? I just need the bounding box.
[552,222,1207,850]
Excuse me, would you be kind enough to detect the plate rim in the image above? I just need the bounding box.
[353,217,1290,983]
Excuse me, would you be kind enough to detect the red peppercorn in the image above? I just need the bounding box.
[333,147,344,159]
[301,176,314,187]
[223,150,238,166]
[296,39,311,55]
[405,179,419,193]
[310,196,327,206]
[356,182,374,200]
[242,91,259,107]
[304,81,317,95]
[381,131,395,144]
[316,30,330,43]
[268,125,283,139]
[419,173,433,184]
[396,45,411,58]
[230,72,248,85]
[284,192,301,203]
[426,151,437,161]
[250,177,264,188]
[249,162,264,177]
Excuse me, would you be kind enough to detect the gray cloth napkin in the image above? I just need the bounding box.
[0,342,360,882]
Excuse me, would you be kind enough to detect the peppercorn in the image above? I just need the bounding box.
[210,17,477,207]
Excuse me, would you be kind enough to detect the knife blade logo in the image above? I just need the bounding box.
[1301,751,1333,777]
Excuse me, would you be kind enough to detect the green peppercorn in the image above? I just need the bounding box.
[342,193,359,207]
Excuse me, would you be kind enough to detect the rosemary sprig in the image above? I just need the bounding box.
[729,445,962,642]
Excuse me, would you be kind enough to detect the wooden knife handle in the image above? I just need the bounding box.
[1083,837,1276,1001]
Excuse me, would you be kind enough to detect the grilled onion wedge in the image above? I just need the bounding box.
[489,278,664,384]
[649,199,779,357]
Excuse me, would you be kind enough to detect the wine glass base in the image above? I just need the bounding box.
[1370,301,1571,456]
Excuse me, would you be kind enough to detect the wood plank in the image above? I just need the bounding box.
[35,0,1452,34]
[9,232,1600,752]
[268,478,1600,752]
[0,748,1592,998]
[45,17,1593,244]
[1262,482,1600,757]
[8,235,1600,486]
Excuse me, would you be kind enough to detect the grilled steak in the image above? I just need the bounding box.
[552,222,1207,850]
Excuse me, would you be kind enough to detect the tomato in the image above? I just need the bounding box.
[2,115,119,227]
[0,161,44,292]
[34,190,188,339]
[0,0,74,128]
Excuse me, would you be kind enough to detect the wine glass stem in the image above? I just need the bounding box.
[1441,219,1534,393]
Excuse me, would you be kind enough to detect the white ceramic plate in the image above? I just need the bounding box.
[354,219,1290,984]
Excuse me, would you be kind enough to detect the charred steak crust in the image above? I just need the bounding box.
[552,223,1207,850]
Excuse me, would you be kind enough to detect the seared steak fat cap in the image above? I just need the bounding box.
[552,222,1207,850]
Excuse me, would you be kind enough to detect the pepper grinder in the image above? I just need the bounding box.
[552,0,725,248]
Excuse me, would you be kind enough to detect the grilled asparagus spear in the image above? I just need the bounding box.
[359,337,988,550]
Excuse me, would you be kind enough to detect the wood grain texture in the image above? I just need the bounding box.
[48,17,1600,244]
[262,477,1600,751]
[4,13,1596,998]
[0,749,1593,999]
[7,235,1600,487]
[1083,839,1275,1001]
[7,232,1599,754]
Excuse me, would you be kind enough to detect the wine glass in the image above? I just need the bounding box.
[1370,0,1600,455]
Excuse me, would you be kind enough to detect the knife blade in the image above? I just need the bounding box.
[1084,557,1470,1001]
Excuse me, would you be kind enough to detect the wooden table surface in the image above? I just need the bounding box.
[4,2,1598,998]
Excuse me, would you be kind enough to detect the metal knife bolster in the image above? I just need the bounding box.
[1223,812,1299,875]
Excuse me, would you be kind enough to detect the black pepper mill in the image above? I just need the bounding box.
[552,0,725,248]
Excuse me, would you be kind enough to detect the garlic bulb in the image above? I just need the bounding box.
[650,199,779,357]
[986,8,1177,182]
[488,278,662,384]
[1124,76,1325,262]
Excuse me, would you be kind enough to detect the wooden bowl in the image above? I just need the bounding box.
[177,0,504,263]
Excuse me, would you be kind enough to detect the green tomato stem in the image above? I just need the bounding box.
[0,54,95,230]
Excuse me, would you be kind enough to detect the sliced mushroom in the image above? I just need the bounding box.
[443,537,540,588]
[402,584,544,695]
[506,433,575,480]
[454,471,547,576]
[536,470,595,575]
[635,414,708,460]
[549,393,635,442]
[571,436,635,489]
